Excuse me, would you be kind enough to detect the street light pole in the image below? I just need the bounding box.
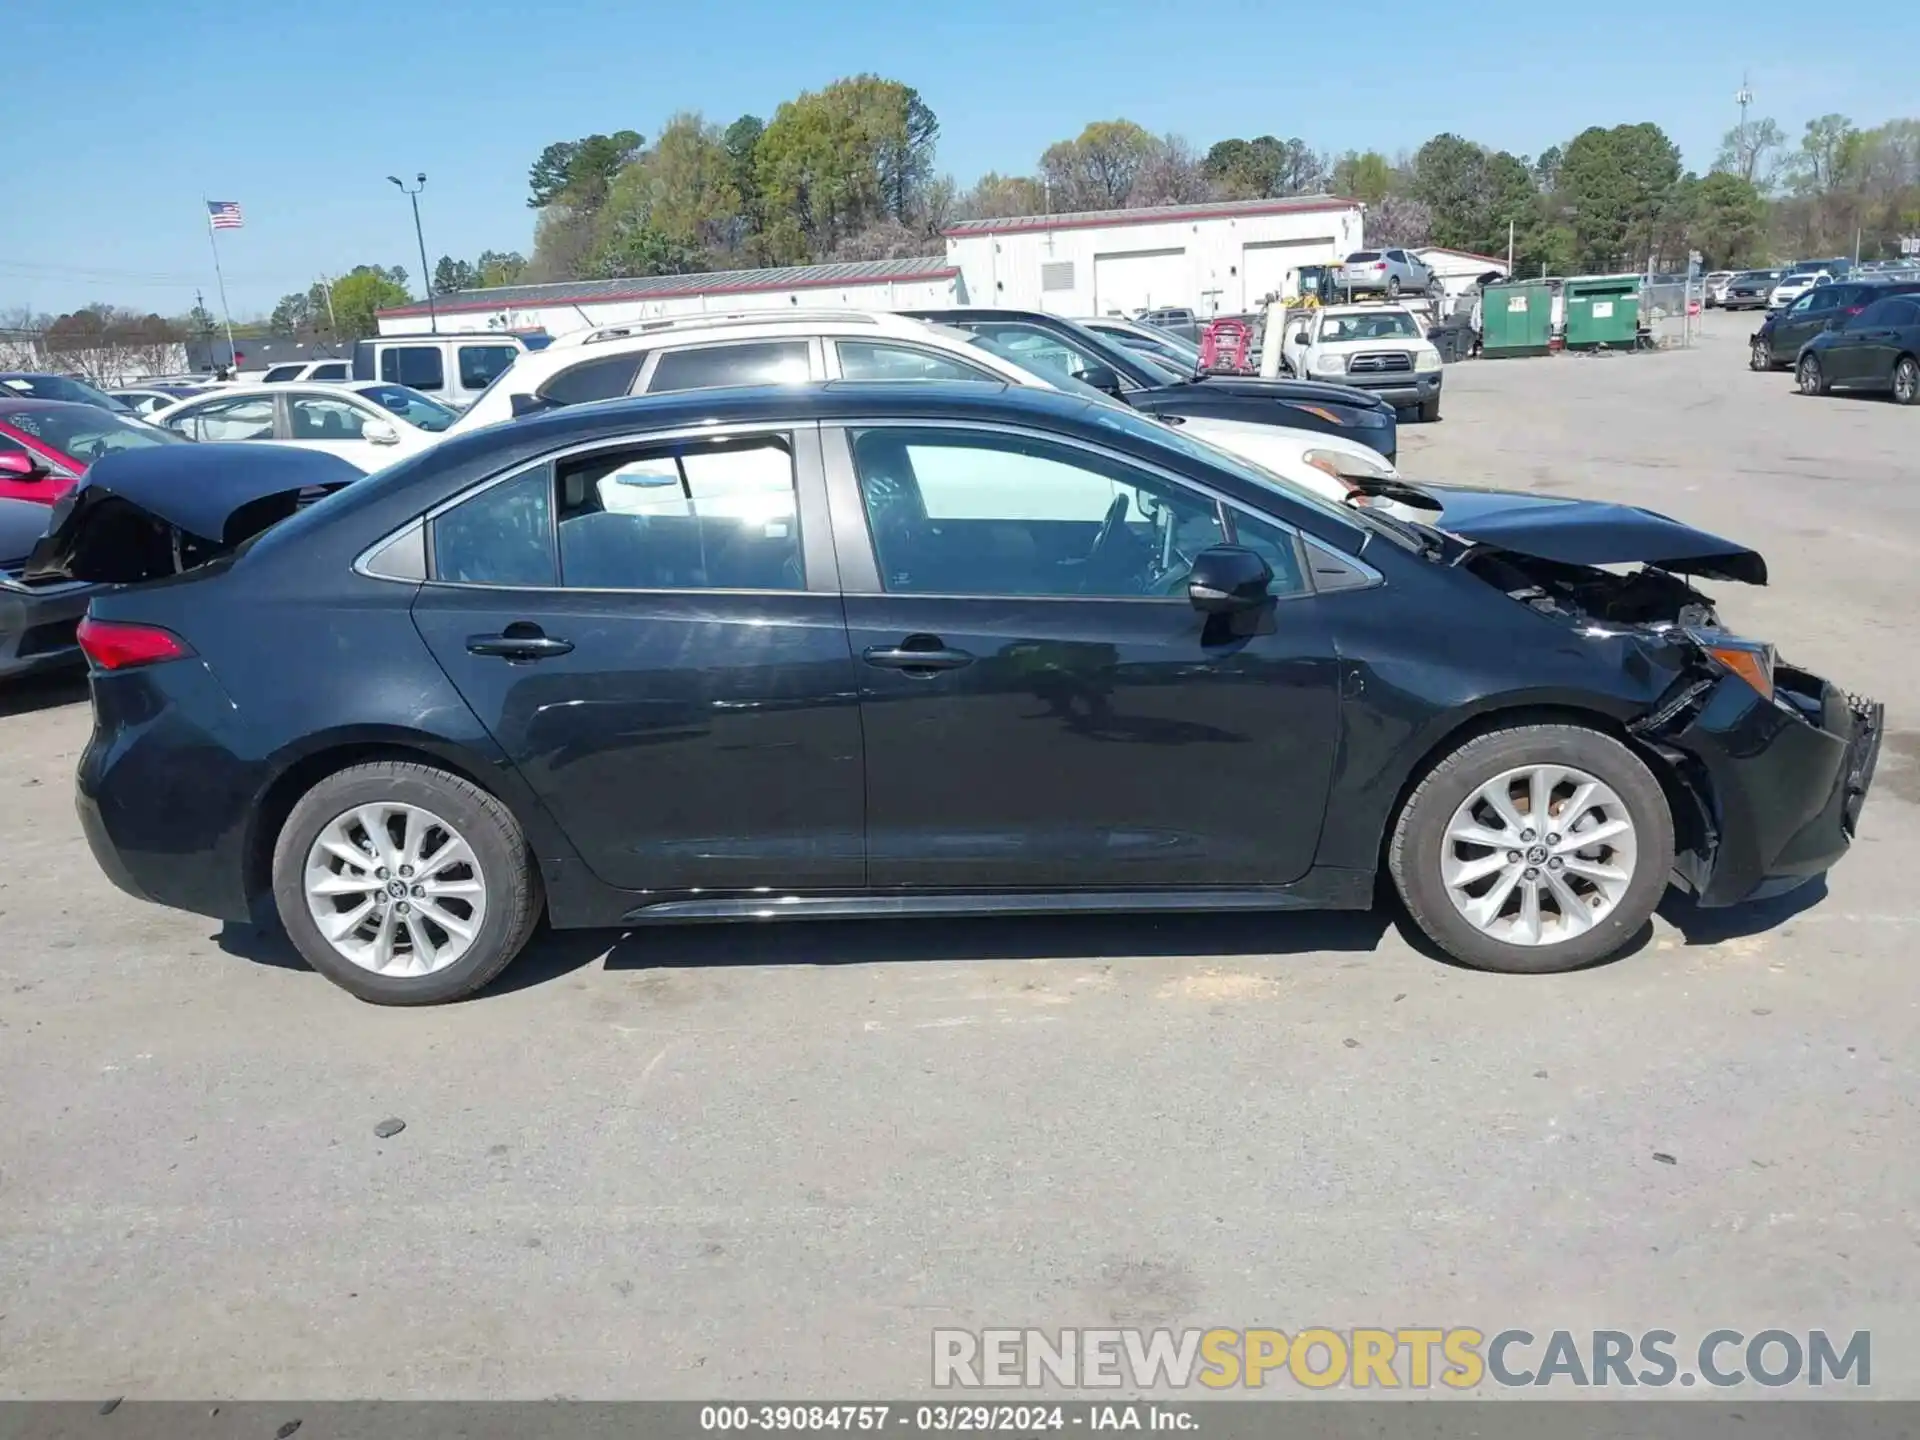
[387,173,437,333]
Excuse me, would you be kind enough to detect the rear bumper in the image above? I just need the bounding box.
[0,580,91,680]
[1652,670,1881,907]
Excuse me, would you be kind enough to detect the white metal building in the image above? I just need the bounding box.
[943,195,1365,318]
[376,256,966,337]
[1413,246,1511,302]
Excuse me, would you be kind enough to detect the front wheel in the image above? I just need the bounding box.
[1388,725,1674,974]
[1797,353,1829,396]
[271,761,543,1004]
[1894,356,1920,405]
[1750,340,1774,372]
[1386,276,1402,298]
[1419,395,1441,422]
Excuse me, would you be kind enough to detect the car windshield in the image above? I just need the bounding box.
[0,374,135,413]
[1,405,185,460]
[1322,311,1421,339]
[962,334,1123,406]
[1127,328,1202,366]
[354,383,457,432]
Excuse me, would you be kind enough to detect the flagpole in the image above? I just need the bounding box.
[203,198,238,374]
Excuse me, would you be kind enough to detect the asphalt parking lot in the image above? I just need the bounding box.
[4,311,1918,1400]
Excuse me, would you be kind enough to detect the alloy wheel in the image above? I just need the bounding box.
[302,802,488,976]
[1896,358,1919,405]
[1750,341,1770,371]
[1439,764,1638,948]
[1798,355,1824,395]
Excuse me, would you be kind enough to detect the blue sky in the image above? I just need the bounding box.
[6,0,1913,318]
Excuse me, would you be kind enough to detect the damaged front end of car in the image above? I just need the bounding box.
[1426,493,1884,909]
[24,444,362,585]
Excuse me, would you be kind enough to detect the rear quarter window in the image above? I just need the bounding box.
[538,354,644,405]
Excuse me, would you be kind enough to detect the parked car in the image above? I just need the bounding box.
[1722,271,1784,310]
[50,383,1880,1005]
[112,384,217,417]
[1703,271,1736,307]
[0,398,185,503]
[1794,292,1920,402]
[902,307,1403,462]
[0,496,91,679]
[149,382,456,471]
[351,332,550,411]
[1749,279,1920,370]
[1135,307,1201,342]
[0,373,137,415]
[1768,271,1832,309]
[1079,316,1208,371]
[1273,304,1444,420]
[1337,249,1438,299]
[260,358,353,384]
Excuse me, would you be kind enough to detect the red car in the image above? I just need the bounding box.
[0,399,185,503]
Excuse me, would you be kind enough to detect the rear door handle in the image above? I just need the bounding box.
[468,631,574,661]
[863,644,974,672]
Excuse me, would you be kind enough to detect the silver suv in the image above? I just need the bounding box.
[1337,249,1437,299]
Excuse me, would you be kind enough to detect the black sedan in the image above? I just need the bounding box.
[0,496,90,679]
[1749,279,1920,370]
[1794,293,1920,402]
[45,385,1880,1005]
[899,307,1401,462]
[1722,271,1783,311]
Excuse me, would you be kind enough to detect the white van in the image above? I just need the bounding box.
[351,332,551,411]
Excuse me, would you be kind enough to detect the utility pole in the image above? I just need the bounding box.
[387,173,437,333]
[318,274,339,335]
[1734,76,1755,178]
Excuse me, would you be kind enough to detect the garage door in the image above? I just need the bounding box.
[1092,249,1187,315]
[1240,238,1336,309]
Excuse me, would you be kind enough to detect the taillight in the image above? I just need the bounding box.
[76,616,194,671]
[1374,262,1387,270]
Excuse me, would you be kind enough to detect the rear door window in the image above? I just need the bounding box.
[458,344,520,391]
[430,471,557,587]
[378,345,446,392]
[538,354,645,405]
[309,361,349,381]
[645,341,811,394]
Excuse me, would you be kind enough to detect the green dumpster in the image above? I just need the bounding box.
[1479,281,1553,357]
[1562,276,1640,350]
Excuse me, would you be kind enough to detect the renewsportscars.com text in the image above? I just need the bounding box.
[932,1327,1870,1391]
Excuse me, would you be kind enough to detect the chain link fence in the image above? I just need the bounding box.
[1637,276,1703,348]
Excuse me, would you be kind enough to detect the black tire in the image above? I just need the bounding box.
[1386,276,1402,298]
[1419,395,1442,422]
[1749,340,1774,372]
[1388,724,1674,975]
[271,761,543,1005]
[1797,353,1828,396]
[1894,355,1920,406]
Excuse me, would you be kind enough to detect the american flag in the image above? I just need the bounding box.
[206,200,244,230]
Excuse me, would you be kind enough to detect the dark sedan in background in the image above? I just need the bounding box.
[48,385,1878,1006]
[1749,278,1920,370]
[0,496,90,678]
[901,307,1401,461]
[1794,292,1920,402]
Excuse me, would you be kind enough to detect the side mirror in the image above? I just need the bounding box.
[1074,364,1125,398]
[0,451,48,480]
[1187,545,1273,613]
[363,420,401,445]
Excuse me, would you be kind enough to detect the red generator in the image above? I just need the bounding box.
[1199,317,1254,374]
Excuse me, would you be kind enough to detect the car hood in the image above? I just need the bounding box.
[25,443,362,584]
[1163,375,1393,411]
[1371,482,1768,583]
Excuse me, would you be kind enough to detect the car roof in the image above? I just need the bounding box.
[168,380,390,401]
[0,397,101,416]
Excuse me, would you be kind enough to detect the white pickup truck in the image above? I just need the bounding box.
[1268,302,1445,420]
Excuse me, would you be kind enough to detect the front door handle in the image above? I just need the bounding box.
[863,641,974,672]
[468,628,574,661]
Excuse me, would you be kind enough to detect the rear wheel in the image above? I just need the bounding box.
[1386,276,1402,299]
[1388,724,1673,974]
[1749,339,1774,371]
[1797,352,1828,396]
[271,761,542,1004]
[1894,356,1920,405]
[1419,395,1441,422]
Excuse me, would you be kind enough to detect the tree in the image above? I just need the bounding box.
[433,256,477,295]
[1687,171,1767,267]
[957,171,1047,219]
[474,250,527,287]
[598,112,746,268]
[1330,150,1395,206]
[1556,123,1682,271]
[1041,120,1157,209]
[1786,114,1861,197]
[527,130,644,211]
[327,266,412,339]
[1715,115,1785,190]
[1202,136,1321,199]
[1130,135,1210,206]
[1365,195,1432,248]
